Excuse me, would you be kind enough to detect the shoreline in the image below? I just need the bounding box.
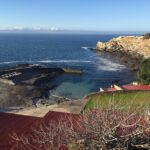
[0,64,81,108]
[1,36,146,116]
[6,99,83,117]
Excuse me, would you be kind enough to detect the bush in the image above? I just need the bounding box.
[137,58,150,85]
[143,33,150,39]
[11,109,150,149]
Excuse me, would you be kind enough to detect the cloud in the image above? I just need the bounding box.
[0,26,63,33]
[0,26,60,31]
[50,27,59,31]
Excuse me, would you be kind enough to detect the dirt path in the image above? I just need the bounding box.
[9,100,84,117]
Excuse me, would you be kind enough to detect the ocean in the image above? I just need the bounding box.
[0,34,135,99]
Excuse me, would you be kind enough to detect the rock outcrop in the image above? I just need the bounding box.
[0,64,81,108]
[96,36,150,71]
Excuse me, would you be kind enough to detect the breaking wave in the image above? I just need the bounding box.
[39,60,92,63]
[0,60,92,65]
[0,61,23,64]
[97,57,126,71]
[81,46,90,50]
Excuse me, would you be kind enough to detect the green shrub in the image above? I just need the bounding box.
[137,58,150,84]
[143,33,150,39]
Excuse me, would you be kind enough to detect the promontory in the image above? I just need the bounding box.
[96,35,150,71]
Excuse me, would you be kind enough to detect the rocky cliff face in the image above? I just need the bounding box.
[96,36,150,71]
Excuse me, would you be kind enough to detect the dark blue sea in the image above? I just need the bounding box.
[0,34,135,99]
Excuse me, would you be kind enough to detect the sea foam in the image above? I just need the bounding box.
[97,57,126,71]
[0,60,92,65]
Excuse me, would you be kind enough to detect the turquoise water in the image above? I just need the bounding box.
[50,81,95,99]
[0,34,136,99]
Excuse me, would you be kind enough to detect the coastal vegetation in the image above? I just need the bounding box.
[143,33,150,39]
[11,97,150,150]
[137,58,150,85]
[83,91,150,113]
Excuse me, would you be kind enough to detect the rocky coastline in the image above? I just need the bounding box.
[0,64,81,109]
[96,36,150,71]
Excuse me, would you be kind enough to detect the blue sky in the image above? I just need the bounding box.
[0,0,150,32]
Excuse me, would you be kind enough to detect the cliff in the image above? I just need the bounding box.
[96,36,150,71]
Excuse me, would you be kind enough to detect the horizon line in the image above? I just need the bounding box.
[0,29,148,34]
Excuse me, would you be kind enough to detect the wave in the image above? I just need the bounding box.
[97,57,126,71]
[0,61,25,65]
[81,46,90,50]
[0,60,92,65]
[39,60,92,63]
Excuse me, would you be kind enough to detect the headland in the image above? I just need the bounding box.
[96,35,150,71]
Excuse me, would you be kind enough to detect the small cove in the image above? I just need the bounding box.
[0,34,136,99]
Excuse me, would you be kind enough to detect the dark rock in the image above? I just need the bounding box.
[0,64,80,108]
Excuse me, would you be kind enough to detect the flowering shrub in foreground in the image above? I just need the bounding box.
[11,109,150,150]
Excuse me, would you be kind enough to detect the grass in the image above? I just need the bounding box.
[83,91,150,114]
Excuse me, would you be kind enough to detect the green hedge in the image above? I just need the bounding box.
[143,33,150,39]
[137,58,150,84]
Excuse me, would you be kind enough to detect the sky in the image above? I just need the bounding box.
[0,0,150,33]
